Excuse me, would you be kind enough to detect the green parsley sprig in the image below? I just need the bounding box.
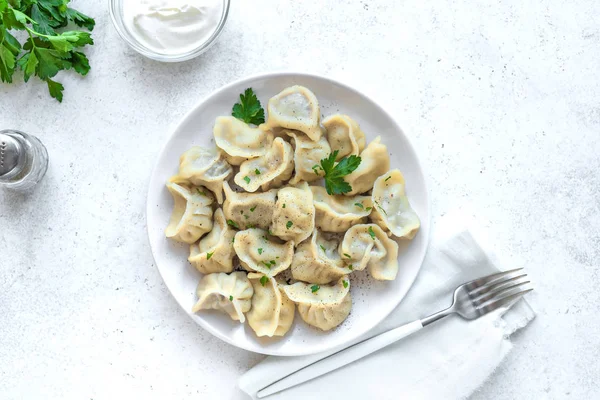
[232,88,265,125]
[0,0,95,102]
[319,150,362,195]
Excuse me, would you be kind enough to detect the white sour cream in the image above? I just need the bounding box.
[123,0,223,55]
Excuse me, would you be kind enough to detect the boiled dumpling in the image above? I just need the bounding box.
[188,209,236,274]
[233,228,294,276]
[222,181,277,230]
[270,182,315,244]
[261,85,322,141]
[165,182,214,244]
[343,136,390,196]
[339,224,399,280]
[311,186,373,232]
[282,278,351,331]
[323,114,366,160]
[286,130,331,184]
[191,272,254,323]
[213,116,273,165]
[246,273,295,337]
[169,146,233,204]
[371,169,420,239]
[291,229,351,284]
[234,137,294,192]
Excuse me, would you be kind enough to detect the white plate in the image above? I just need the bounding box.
[146,72,430,356]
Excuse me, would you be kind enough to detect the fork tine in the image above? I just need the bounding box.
[472,279,531,306]
[465,268,524,296]
[462,268,523,290]
[477,288,533,315]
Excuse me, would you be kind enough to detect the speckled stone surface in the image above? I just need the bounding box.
[1,0,599,399]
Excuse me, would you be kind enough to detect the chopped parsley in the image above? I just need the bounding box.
[247,223,256,229]
[268,229,274,235]
[343,280,349,288]
[244,214,249,220]
[385,176,392,182]
[250,206,257,212]
[282,204,286,208]
[243,176,251,184]
[261,261,272,269]
[260,275,268,286]
[368,226,376,240]
[312,164,321,175]
[229,295,233,301]
[354,202,364,209]
[348,264,354,271]
[227,220,239,229]
[311,284,320,293]
[196,188,206,196]
[255,168,261,175]
[231,236,235,243]
[258,248,263,255]
[374,200,388,215]
[206,252,214,260]
[343,253,352,259]
[365,207,373,211]
[286,221,293,229]
[319,150,362,195]
[320,244,326,252]
[269,260,276,265]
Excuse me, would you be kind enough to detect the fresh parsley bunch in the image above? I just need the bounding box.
[0,0,95,102]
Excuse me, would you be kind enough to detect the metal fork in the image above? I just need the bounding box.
[257,268,532,398]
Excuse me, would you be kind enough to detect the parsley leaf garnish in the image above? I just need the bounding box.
[258,248,263,255]
[260,276,268,286]
[231,88,265,125]
[319,151,362,195]
[343,280,349,288]
[368,226,376,240]
[311,284,320,293]
[312,165,321,176]
[227,219,239,229]
[206,252,214,260]
[286,221,293,229]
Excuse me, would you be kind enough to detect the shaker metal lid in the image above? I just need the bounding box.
[0,133,24,177]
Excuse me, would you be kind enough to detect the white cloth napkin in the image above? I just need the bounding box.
[237,211,536,400]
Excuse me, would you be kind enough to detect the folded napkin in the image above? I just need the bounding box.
[237,211,536,400]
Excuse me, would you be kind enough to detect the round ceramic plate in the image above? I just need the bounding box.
[146,72,430,356]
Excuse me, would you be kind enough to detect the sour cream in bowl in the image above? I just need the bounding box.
[109,0,229,62]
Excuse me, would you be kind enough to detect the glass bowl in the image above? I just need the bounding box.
[108,0,230,62]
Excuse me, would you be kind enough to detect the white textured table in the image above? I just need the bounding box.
[1,1,599,399]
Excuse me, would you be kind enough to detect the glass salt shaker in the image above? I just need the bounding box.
[0,129,49,191]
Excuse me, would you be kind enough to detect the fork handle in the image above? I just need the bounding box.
[257,320,424,398]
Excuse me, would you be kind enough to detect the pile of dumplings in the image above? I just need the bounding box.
[165,85,421,337]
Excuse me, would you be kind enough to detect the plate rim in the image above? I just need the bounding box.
[146,71,431,356]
